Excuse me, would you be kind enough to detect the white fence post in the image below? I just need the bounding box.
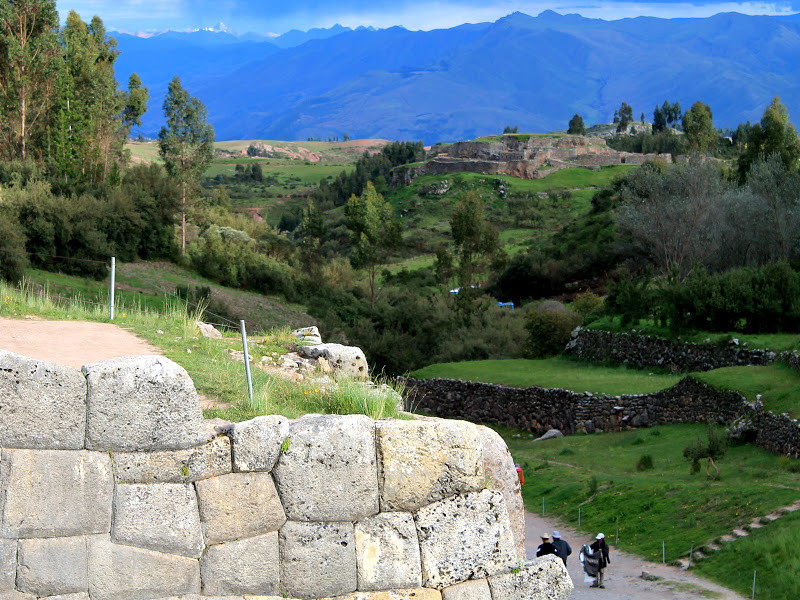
[240,320,254,404]
[109,257,115,321]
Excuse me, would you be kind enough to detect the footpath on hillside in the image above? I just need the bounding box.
[524,512,747,600]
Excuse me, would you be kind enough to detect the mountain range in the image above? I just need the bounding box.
[112,11,800,143]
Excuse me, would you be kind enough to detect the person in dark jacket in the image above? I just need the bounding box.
[536,533,558,557]
[589,533,611,588]
[551,530,572,567]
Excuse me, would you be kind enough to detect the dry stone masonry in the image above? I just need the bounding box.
[0,349,572,600]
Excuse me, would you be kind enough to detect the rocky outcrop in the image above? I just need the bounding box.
[391,135,672,185]
[0,350,572,600]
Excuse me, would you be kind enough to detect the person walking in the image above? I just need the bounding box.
[589,533,611,588]
[536,533,558,557]
[551,530,572,567]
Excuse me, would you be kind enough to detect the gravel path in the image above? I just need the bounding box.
[525,512,748,600]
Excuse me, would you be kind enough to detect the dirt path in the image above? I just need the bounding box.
[525,512,747,600]
[0,317,160,368]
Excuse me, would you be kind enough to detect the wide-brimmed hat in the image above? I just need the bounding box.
[552,530,561,538]
[596,533,605,539]
[541,532,550,539]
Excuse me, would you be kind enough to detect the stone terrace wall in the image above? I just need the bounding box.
[406,376,745,435]
[0,350,572,600]
[565,328,779,373]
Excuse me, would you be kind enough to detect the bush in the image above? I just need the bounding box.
[636,454,654,471]
[524,301,582,358]
[0,213,28,282]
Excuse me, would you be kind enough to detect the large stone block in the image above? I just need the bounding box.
[0,592,35,600]
[83,356,206,451]
[280,521,357,599]
[0,540,15,591]
[320,591,441,600]
[112,435,232,484]
[231,415,290,472]
[112,483,203,558]
[17,537,88,597]
[377,419,484,512]
[476,425,525,560]
[273,415,378,522]
[355,513,421,591]
[415,490,517,589]
[196,473,286,545]
[298,344,368,379]
[442,579,492,600]
[488,556,573,600]
[43,594,90,600]
[88,537,200,600]
[0,350,86,450]
[200,532,280,595]
[1,449,113,538]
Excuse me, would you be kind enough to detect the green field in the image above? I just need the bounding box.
[411,357,682,395]
[498,423,800,600]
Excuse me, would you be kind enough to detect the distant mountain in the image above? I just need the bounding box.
[112,11,800,143]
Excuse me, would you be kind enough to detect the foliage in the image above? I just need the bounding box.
[567,114,585,135]
[683,424,727,477]
[682,101,716,151]
[604,272,654,327]
[158,76,215,253]
[614,102,633,133]
[738,96,800,181]
[606,131,687,157]
[450,190,501,286]
[636,454,654,471]
[523,301,582,358]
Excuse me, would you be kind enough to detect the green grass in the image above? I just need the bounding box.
[696,363,800,417]
[497,423,800,600]
[0,279,403,423]
[410,357,682,395]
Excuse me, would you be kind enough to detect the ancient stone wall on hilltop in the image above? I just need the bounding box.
[0,350,572,600]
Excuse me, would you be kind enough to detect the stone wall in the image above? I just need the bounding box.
[565,328,779,372]
[0,350,572,600]
[405,376,800,458]
[405,376,745,435]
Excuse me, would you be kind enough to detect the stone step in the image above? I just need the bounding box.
[762,513,782,523]
[719,534,737,543]
[691,550,706,560]
[745,521,763,531]
[732,529,749,538]
[704,543,721,552]
[781,503,800,513]
[676,558,691,571]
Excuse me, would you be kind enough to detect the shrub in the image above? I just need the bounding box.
[636,454,654,471]
[523,301,582,358]
[571,291,603,318]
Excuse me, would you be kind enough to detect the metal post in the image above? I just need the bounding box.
[662,540,666,564]
[752,571,757,599]
[109,257,115,320]
[578,508,581,528]
[616,524,619,546]
[239,320,254,404]
[542,497,545,516]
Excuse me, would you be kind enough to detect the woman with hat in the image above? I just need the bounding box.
[589,533,610,588]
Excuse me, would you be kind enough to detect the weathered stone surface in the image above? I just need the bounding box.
[83,356,206,451]
[321,590,441,600]
[88,537,200,600]
[442,579,492,600]
[0,350,86,449]
[43,594,91,600]
[280,521,357,599]
[196,473,286,545]
[355,512,421,591]
[298,344,368,379]
[112,483,203,558]
[377,419,484,512]
[231,415,290,472]
[477,426,525,561]
[0,540,16,591]
[488,556,573,600]
[197,321,223,339]
[415,490,517,589]
[17,537,88,597]
[292,326,322,345]
[112,435,231,483]
[1,449,113,538]
[0,592,35,600]
[273,415,378,522]
[534,429,563,441]
[200,532,280,595]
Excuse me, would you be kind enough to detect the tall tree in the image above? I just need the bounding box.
[0,0,59,160]
[738,97,800,180]
[158,76,215,253]
[344,181,401,306]
[451,190,500,287]
[616,102,633,133]
[567,113,585,135]
[652,105,667,132]
[682,101,716,151]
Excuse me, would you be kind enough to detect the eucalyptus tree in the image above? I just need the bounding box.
[158,76,215,253]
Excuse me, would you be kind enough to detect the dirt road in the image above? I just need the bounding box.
[0,317,159,368]
[525,512,747,600]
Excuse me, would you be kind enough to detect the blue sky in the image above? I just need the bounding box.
[56,0,800,34]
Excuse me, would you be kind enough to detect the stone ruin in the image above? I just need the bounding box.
[0,349,573,600]
[390,134,672,185]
